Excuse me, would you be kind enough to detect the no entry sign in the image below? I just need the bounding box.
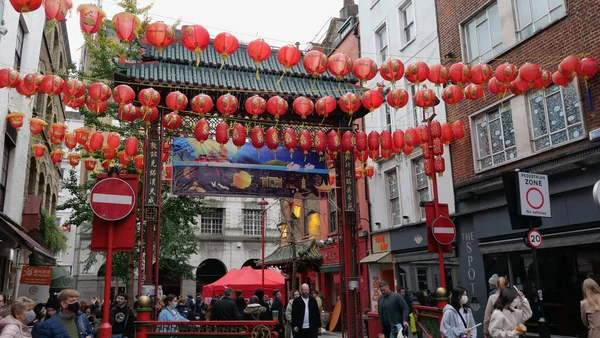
[518,172,551,218]
[90,178,136,221]
[431,216,456,245]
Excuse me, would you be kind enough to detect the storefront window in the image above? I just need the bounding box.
[416,267,428,291]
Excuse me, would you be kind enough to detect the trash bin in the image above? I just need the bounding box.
[367,311,382,338]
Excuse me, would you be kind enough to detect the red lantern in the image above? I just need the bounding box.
[552,71,573,87]
[341,131,354,156]
[165,91,188,113]
[63,133,76,150]
[277,44,302,72]
[63,94,85,109]
[134,155,144,171]
[428,64,450,87]
[442,85,464,105]
[464,84,484,100]
[77,4,105,35]
[102,146,116,160]
[283,128,297,156]
[101,160,112,172]
[266,127,280,153]
[68,153,81,167]
[245,95,266,119]
[16,81,33,97]
[190,94,213,117]
[328,53,353,81]
[362,89,384,111]
[449,63,471,86]
[62,78,85,101]
[10,0,43,12]
[327,131,341,156]
[452,120,465,140]
[106,132,120,149]
[41,75,63,96]
[299,130,312,155]
[164,163,173,183]
[369,148,380,161]
[45,0,72,23]
[404,62,429,84]
[118,151,131,165]
[23,73,44,95]
[393,130,405,149]
[495,63,518,84]
[353,58,378,82]
[251,126,266,153]
[355,167,364,180]
[578,58,599,81]
[50,150,63,165]
[87,82,111,103]
[470,64,493,85]
[83,157,96,171]
[380,130,392,151]
[125,137,138,156]
[163,112,182,130]
[559,55,582,78]
[266,96,288,120]
[315,96,336,118]
[519,63,541,85]
[313,131,327,155]
[216,93,239,117]
[339,92,361,117]
[387,89,409,109]
[432,137,444,156]
[488,77,508,96]
[413,88,437,108]
[420,142,432,160]
[161,142,170,163]
[441,123,454,145]
[367,131,379,153]
[50,123,67,141]
[303,50,328,78]
[86,97,108,114]
[181,24,210,64]
[75,128,90,145]
[112,12,140,42]
[6,113,24,130]
[0,68,21,89]
[355,131,368,154]
[434,156,445,174]
[112,85,135,106]
[533,70,552,90]
[415,126,428,144]
[29,118,47,135]
[424,159,434,177]
[32,144,46,159]
[293,97,314,120]
[89,131,104,151]
[366,166,375,178]
[405,127,418,147]
[118,103,138,122]
[215,122,229,147]
[510,77,530,95]
[194,119,210,143]
[429,121,441,139]
[379,59,404,85]
[248,39,272,78]
[140,106,158,123]
[232,123,247,151]
[403,145,414,156]
[138,88,161,108]
[213,32,239,64]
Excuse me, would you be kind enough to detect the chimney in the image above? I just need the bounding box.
[340,0,358,20]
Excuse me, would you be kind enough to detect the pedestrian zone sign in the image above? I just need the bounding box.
[518,172,551,218]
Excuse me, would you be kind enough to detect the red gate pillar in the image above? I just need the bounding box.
[135,296,152,338]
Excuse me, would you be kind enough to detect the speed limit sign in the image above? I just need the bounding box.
[525,229,543,249]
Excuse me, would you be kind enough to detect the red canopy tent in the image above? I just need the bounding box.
[202,266,285,299]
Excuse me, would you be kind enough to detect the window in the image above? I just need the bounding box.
[386,170,401,226]
[474,104,517,170]
[14,21,25,71]
[329,191,337,233]
[416,267,429,291]
[408,83,419,127]
[514,0,566,40]
[399,1,415,45]
[242,209,261,236]
[464,3,503,65]
[413,158,429,220]
[0,135,15,212]
[200,208,224,234]
[528,82,583,152]
[375,25,388,63]
[384,105,393,133]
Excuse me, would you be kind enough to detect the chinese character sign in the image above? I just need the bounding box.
[145,138,161,207]
[369,264,381,312]
[18,266,52,303]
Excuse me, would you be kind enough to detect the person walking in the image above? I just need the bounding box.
[285,291,299,338]
[234,290,246,320]
[377,280,409,338]
[34,289,94,338]
[210,288,239,321]
[109,293,135,338]
[488,288,532,338]
[0,297,36,338]
[292,284,321,338]
[484,276,508,337]
[271,290,285,337]
[311,291,323,313]
[441,287,477,338]
[488,275,499,298]
[581,278,600,338]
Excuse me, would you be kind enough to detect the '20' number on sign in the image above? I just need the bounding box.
[529,231,542,248]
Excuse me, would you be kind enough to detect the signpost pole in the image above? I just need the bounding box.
[528,219,550,338]
[258,199,269,291]
[99,221,114,338]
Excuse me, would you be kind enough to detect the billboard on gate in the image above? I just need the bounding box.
[170,138,330,198]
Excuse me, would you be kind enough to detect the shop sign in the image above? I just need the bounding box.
[321,244,340,265]
[18,266,52,304]
[461,231,481,312]
[372,232,390,253]
[145,138,161,207]
[368,264,381,311]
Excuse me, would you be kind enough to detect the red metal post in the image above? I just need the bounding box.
[99,222,114,337]
[154,137,163,320]
[258,199,268,291]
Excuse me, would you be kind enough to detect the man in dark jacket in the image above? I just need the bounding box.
[211,288,239,320]
[377,281,409,338]
[110,293,135,338]
[34,289,94,338]
[270,289,285,337]
[291,283,321,338]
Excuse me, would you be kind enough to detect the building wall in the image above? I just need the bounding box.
[435,0,600,186]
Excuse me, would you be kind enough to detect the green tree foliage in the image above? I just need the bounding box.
[41,209,68,254]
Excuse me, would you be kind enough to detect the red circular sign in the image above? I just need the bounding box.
[526,187,544,210]
[431,216,456,245]
[526,229,543,248]
[89,178,136,221]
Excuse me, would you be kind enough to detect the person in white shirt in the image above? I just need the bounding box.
[291,284,321,338]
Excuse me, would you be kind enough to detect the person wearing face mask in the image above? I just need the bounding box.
[488,288,532,338]
[34,289,93,338]
[441,287,477,338]
[0,296,36,338]
[158,294,189,322]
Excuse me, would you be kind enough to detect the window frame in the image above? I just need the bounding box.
[386,169,402,227]
[471,102,518,171]
[375,23,388,64]
[462,2,503,65]
[242,209,262,236]
[398,0,416,48]
[200,208,224,234]
[0,134,15,212]
[412,157,430,221]
[384,104,393,133]
[513,0,566,41]
[408,83,420,128]
[527,82,585,153]
[14,20,25,71]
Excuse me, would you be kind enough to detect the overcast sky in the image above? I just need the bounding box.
[67,0,346,66]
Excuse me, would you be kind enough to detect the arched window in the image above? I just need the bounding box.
[196,259,227,294]
[27,157,37,195]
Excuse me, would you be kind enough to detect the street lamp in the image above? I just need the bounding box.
[258,198,269,291]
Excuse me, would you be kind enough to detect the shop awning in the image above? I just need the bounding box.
[262,239,322,266]
[0,213,55,264]
[360,252,392,264]
[320,264,339,273]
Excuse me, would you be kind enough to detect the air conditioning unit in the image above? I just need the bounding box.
[589,128,600,141]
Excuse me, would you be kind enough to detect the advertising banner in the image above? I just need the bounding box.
[18,266,52,303]
[171,138,330,198]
